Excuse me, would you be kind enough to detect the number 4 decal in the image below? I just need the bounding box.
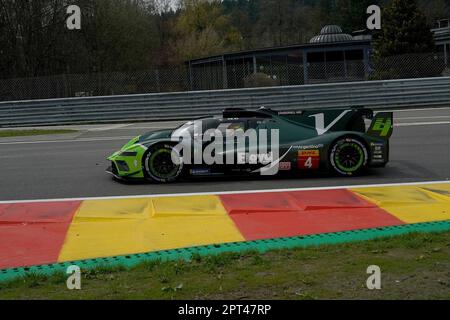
[371,118,392,137]
[304,157,312,168]
[298,150,319,169]
[368,113,393,138]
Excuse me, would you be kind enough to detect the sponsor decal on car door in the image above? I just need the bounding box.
[298,150,320,169]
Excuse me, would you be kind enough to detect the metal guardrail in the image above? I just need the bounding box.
[1,77,450,127]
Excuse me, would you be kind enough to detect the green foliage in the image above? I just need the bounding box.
[91,0,160,72]
[373,0,435,58]
[250,0,323,47]
[172,0,243,61]
[0,0,445,79]
[1,231,449,299]
[371,0,439,79]
[333,0,376,33]
[0,129,76,138]
[417,0,450,25]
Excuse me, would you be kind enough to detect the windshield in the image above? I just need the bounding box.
[172,118,221,138]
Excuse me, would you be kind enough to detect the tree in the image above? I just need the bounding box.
[290,3,322,44]
[171,0,243,62]
[0,0,72,78]
[0,0,163,77]
[371,0,442,80]
[89,0,160,72]
[317,0,335,26]
[418,0,450,26]
[333,0,377,33]
[255,0,291,46]
[373,0,434,58]
[222,0,254,49]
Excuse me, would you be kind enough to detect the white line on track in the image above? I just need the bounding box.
[88,124,133,132]
[3,121,450,146]
[387,106,450,112]
[0,180,448,204]
[2,106,450,145]
[117,125,181,129]
[396,116,450,120]
[0,136,134,145]
[395,121,450,127]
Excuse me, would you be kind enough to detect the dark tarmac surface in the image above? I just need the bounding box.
[1,107,449,201]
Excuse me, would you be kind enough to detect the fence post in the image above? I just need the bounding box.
[188,61,194,91]
[222,57,228,89]
[363,48,371,78]
[445,44,448,68]
[343,51,348,79]
[303,50,308,84]
[155,69,161,92]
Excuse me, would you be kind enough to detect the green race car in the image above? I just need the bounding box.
[107,107,393,183]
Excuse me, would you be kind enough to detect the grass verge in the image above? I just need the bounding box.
[0,129,76,137]
[0,231,449,300]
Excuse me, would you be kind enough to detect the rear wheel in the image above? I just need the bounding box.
[329,137,368,176]
[144,144,183,183]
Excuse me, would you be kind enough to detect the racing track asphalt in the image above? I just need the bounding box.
[0,107,449,201]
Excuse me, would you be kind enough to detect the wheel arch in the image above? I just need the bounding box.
[327,133,371,160]
[141,141,184,182]
[326,133,371,175]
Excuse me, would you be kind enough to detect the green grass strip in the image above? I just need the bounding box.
[1,220,449,283]
[0,129,76,137]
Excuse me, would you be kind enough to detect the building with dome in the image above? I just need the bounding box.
[186,24,372,90]
[309,25,354,44]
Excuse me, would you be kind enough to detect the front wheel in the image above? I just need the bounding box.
[329,137,368,176]
[143,144,183,183]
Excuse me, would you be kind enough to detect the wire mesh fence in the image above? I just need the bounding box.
[370,53,448,80]
[0,52,448,102]
[0,67,188,101]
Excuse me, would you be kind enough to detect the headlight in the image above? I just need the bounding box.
[119,151,138,157]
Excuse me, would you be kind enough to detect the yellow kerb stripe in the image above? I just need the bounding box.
[58,195,244,262]
[350,184,450,224]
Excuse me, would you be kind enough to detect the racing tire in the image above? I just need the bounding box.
[329,137,368,176]
[143,144,183,183]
